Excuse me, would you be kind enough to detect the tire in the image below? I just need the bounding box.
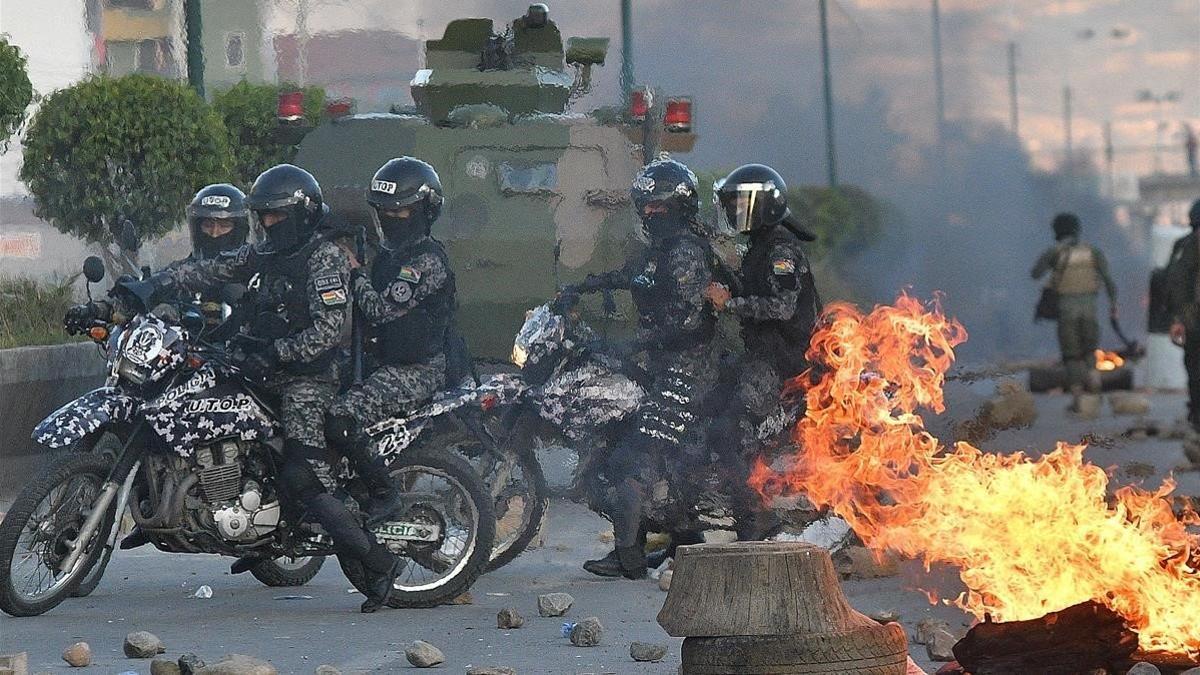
[484,446,549,573]
[680,622,908,674]
[71,540,114,598]
[339,449,495,608]
[0,454,118,617]
[68,430,124,598]
[249,556,326,587]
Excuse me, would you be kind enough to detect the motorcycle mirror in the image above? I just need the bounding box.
[181,310,205,336]
[118,220,140,253]
[82,256,105,284]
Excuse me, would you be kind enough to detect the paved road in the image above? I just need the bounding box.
[1,386,1195,674]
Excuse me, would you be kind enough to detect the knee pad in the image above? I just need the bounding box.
[324,411,361,450]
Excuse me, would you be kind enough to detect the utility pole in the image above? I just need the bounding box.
[1007,41,1019,136]
[818,0,838,188]
[620,0,633,102]
[931,0,946,146]
[184,0,203,98]
[1103,120,1115,197]
[1063,85,1074,179]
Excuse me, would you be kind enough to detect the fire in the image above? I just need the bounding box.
[1096,349,1125,371]
[754,293,1200,655]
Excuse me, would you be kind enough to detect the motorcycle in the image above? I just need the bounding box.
[0,258,495,617]
[500,298,815,543]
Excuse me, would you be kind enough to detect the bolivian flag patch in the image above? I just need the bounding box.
[772,259,795,275]
[320,288,348,306]
[398,266,422,283]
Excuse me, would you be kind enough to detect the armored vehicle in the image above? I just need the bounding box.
[292,6,696,358]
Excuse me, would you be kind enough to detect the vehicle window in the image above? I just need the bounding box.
[498,161,557,193]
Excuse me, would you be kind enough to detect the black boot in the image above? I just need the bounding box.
[360,544,401,613]
[617,545,647,580]
[363,486,404,528]
[119,527,150,550]
[582,548,623,577]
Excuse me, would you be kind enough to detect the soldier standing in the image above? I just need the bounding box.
[325,157,456,526]
[1031,212,1118,413]
[1166,200,1200,430]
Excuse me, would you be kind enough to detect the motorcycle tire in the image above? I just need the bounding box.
[0,454,118,617]
[249,556,326,587]
[71,539,114,598]
[484,445,549,573]
[68,431,122,599]
[339,449,494,608]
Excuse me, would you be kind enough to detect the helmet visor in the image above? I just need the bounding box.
[719,183,773,233]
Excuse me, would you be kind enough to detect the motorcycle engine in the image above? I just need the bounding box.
[194,440,281,542]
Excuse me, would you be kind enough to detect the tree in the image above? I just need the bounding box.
[19,74,232,271]
[212,80,325,188]
[0,36,34,152]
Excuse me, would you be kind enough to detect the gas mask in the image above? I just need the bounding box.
[376,205,428,251]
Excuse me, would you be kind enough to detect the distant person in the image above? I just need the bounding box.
[1031,212,1118,413]
[1166,200,1200,431]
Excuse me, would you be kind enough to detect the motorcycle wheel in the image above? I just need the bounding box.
[0,454,117,616]
[482,445,548,573]
[249,556,326,587]
[339,449,494,608]
[68,431,122,598]
[71,538,114,598]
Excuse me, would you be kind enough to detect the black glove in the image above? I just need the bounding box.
[64,303,97,333]
[552,286,581,313]
[232,344,279,383]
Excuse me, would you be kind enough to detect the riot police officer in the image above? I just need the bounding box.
[150,164,401,613]
[705,164,821,539]
[566,158,722,579]
[325,157,456,526]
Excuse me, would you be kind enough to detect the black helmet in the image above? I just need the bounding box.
[367,157,444,250]
[246,164,323,254]
[186,184,249,259]
[1052,212,1080,240]
[526,3,549,28]
[714,164,792,235]
[631,158,698,241]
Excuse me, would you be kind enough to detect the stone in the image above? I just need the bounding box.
[1127,664,1161,675]
[569,616,604,647]
[537,592,574,617]
[925,628,957,662]
[914,618,952,645]
[986,380,1037,428]
[1178,668,1200,675]
[630,641,668,662]
[834,545,899,579]
[868,608,900,624]
[658,569,673,591]
[0,652,26,675]
[62,643,91,668]
[1110,392,1152,416]
[466,668,516,675]
[179,653,206,675]
[1075,394,1102,420]
[194,654,278,675]
[448,591,474,605]
[124,631,166,658]
[404,641,445,668]
[314,667,341,675]
[151,658,182,675]
[497,607,525,629]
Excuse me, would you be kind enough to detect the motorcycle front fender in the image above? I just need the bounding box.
[32,387,138,449]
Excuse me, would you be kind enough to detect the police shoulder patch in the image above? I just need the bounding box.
[388,281,414,303]
[313,274,344,292]
[320,288,348,306]
[772,259,796,275]
[397,265,421,284]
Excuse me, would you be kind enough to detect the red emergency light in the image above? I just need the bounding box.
[325,98,354,119]
[664,97,692,133]
[277,91,304,122]
[629,89,649,121]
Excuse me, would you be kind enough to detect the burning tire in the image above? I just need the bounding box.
[680,622,908,674]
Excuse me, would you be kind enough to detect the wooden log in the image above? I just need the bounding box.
[952,601,1138,675]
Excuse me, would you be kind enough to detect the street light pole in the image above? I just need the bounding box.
[1063,85,1074,179]
[932,0,946,146]
[818,0,838,188]
[184,0,204,98]
[1007,41,1019,136]
[620,0,633,103]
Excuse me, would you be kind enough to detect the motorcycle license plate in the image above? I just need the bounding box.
[374,521,441,543]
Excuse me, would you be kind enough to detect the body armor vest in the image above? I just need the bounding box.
[630,233,716,350]
[252,240,337,375]
[740,229,821,377]
[369,237,455,365]
[1056,244,1101,295]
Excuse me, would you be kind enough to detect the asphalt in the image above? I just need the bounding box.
[0,385,1196,674]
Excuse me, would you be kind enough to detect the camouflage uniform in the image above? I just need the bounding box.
[1165,229,1200,428]
[1031,238,1116,394]
[328,236,453,431]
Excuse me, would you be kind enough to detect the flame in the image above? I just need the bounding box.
[757,293,1200,655]
[1096,349,1126,371]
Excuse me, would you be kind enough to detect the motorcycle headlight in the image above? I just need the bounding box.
[511,343,528,369]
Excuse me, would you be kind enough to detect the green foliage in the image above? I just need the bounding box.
[212,80,325,188]
[0,36,34,150]
[0,275,79,348]
[19,74,233,246]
